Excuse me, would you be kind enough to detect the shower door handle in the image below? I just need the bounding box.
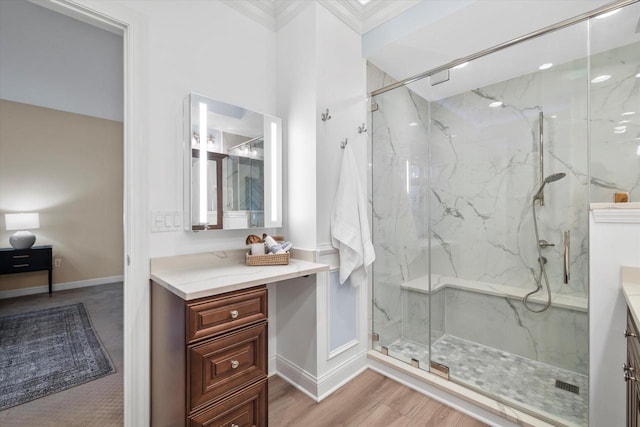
[563,230,570,284]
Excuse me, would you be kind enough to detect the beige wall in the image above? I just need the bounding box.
[0,100,123,291]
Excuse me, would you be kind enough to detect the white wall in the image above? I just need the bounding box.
[315,4,368,247]
[589,211,640,427]
[117,1,278,257]
[0,0,123,122]
[276,2,318,250]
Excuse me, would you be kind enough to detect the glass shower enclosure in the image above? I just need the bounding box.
[370,2,640,425]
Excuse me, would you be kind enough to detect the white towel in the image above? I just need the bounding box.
[331,144,375,287]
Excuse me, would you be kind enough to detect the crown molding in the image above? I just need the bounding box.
[221,0,276,31]
[221,0,421,34]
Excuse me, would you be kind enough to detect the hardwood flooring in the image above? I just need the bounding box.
[269,369,488,427]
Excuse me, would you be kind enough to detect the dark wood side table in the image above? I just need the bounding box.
[0,245,53,294]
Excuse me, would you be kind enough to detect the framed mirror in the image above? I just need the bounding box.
[183,93,282,231]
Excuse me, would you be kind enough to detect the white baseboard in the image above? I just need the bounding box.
[316,351,368,401]
[0,275,123,300]
[275,350,368,402]
[275,354,320,401]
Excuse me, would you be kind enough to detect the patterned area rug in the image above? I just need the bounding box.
[0,303,115,410]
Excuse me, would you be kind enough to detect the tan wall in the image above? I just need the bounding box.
[0,100,123,291]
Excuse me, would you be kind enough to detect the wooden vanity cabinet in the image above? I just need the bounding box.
[151,282,268,427]
[626,310,640,427]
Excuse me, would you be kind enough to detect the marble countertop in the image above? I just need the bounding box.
[622,266,640,327]
[591,202,640,210]
[150,249,329,300]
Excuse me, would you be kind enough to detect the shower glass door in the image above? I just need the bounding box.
[371,3,640,425]
[425,21,590,426]
[370,79,431,369]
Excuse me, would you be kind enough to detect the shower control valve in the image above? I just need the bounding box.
[538,240,555,248]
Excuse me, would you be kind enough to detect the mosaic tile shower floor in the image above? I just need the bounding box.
[385,335,587,427]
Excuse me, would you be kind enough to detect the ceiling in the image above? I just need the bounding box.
[226,0,640,100]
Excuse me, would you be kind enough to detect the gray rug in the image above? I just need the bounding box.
[0,303,115,410]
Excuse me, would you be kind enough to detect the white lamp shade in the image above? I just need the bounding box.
[5,213,40,231]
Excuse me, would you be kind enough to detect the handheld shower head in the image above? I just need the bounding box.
[544,172,566,184]
[533,172,566,201]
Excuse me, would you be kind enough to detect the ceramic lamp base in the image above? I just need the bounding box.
[9,230,36,250]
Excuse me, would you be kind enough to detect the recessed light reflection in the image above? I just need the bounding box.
[595,9,620,19]
[619,120,631,124]
[591,75,611,83]
[614,126,627,134]
[637,145,640,156]
[636,73,640,78]
[551,115,558,119]
[539,63,553,70]
[409,122,418,127]
[453,62,469,69]
[622,111,636,116]
[489,101,503,108]
[596,9,620,19]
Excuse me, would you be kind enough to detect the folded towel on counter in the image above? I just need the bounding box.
[330,143,375,287]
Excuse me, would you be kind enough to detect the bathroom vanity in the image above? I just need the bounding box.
[150,250,327,426]
[622,266,640,427]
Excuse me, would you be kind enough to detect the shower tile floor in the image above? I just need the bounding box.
[384,335,588,427]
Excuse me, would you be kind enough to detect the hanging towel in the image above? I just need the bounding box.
[331,143,375,287]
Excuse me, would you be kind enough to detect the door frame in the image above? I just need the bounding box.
[31,1,151,425]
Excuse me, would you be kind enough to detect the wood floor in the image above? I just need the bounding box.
[269,370,488,427]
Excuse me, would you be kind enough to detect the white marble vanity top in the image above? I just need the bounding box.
[150,249,329,300]
[622,266,640,327]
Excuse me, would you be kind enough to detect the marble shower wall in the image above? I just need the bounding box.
[428,54,590,299]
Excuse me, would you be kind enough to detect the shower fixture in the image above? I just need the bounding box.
[533,172,566,202]
[523,172,566,313]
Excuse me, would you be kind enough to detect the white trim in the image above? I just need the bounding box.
[316,350,368,401]
[43,2,150,427]
[326,269,360,359]
[328,339,359,360]
[276,351,369,402]
[0,275,123,300]
[591,208,640,223]
[275,354,320,401]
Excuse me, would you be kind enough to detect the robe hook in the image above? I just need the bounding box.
[321,108,331,122]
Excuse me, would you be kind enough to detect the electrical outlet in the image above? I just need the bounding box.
[54,258,62,267]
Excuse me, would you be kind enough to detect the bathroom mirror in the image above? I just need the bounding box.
[184,93,282,230]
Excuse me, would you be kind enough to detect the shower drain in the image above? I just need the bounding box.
[555,379,580,394]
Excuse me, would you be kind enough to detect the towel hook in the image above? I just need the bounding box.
[321,108,331,122]
[340,138,348,149]
[357,123,367,134]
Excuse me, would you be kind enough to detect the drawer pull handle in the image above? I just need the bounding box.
[230,310,239,319]
[12,264,29,268]
[625,328,637,338]
[231,360,240,369]
[12,255,29,259]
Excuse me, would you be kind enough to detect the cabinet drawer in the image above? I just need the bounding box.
[189,322,267,412]
[189,380,266,427]
[0,248,51,273]
[187,287,267,343]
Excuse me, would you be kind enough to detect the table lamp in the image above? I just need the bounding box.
[5,213,40,250]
